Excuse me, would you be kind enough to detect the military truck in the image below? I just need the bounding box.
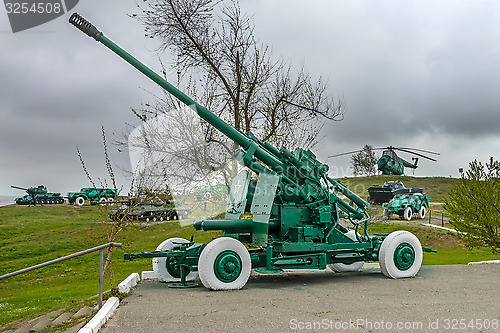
[67,187,117,206]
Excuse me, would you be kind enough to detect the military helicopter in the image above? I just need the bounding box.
[329,146,439,176]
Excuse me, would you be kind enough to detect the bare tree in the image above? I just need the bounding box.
[351,145,378,176]
[127,0,344,189]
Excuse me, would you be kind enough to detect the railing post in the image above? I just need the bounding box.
[99,248,104,310]
[442,213,444,227]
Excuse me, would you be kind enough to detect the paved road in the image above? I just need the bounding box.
[101,264,500,333]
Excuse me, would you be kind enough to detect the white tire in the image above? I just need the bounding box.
[99,197,107,206]
[75,196,85,206]
[198,237,251,290]
[418,206,426,219]
[379,231,423,279]
[328,230,365,272]
[107,197,114,205]
[403,206,413,221]
[152,238,198,282]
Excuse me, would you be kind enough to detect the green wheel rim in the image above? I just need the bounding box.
[214,250,242,283]
[165,259,182,279]
[393,242,415,271]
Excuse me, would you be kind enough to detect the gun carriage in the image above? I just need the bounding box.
[70,13,435,290]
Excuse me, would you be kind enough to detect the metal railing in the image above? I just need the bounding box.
[0,242,122,309]
[428,210,449,227]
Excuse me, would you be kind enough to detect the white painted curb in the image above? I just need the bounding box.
[468,260,500,265]
[421,223,460,233]
[141,270,159,280]
[118,273,140,293]
[361,262,380,269]
[78,297,119,333]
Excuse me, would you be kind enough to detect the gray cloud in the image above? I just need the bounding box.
[2,0,500,195]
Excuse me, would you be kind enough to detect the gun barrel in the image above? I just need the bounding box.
[11,186,28,191]
[69,13,284,171]
[194,219,279,232]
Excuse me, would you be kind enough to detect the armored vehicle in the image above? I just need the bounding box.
[367,181,423,205]
[109,196,186,222]
[383,193,429,221]
[11,185,64,205]
[67,187,117,206]
[70,14,435,291]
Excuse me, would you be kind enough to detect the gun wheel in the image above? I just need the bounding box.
[198,237,251,290]
[328,230,365,272]
[379,231,422,279]
[152,238,198,283]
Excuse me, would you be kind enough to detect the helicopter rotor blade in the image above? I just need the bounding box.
[328,150,365,158]
[395,148,437,161]
[396,147,440,155]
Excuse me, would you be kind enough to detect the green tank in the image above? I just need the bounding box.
[109,196,187,222]
[11,185,64,205]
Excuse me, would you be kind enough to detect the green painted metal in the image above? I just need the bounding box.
[11,185,64,205]
[214,250,242,283]
[383,193,429,220]
[367,181,423,205]
[67,187,117,205]
[393,243,415,271]
[70,14,435,289]
[377,149,417,175]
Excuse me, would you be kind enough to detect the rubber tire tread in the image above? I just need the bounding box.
[198,237,251,290]
[379,231,423,279]
[153,238,198,283]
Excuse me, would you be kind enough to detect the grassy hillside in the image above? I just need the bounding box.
[338,174,454,203]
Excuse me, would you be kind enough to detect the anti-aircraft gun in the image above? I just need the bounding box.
[70,14,435,290]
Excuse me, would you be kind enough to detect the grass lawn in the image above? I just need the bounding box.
[0,204,221,329]
[0,202,498,329]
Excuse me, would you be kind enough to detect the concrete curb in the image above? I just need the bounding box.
[78,297,119,333]
[117,273,140,293]
[468,260,500,265]
[141,270,159,280]
[361,262,380,269]
[78,273,141,333]
[421,223,459,233]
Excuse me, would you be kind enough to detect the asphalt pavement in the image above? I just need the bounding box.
[100,264,500,333]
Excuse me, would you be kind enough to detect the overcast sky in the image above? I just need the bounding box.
[1,0,500,196]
